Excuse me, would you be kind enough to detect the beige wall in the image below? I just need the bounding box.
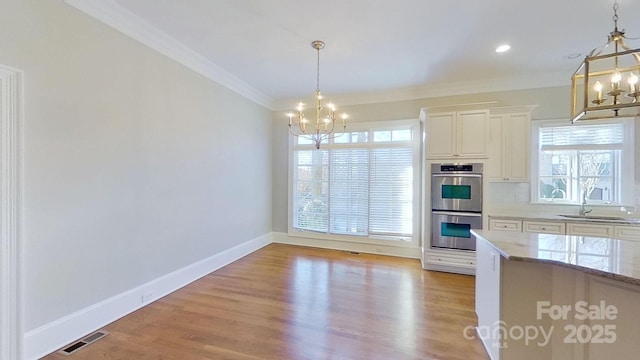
[1,0,272,335]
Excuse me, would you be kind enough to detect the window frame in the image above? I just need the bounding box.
[287,119,421,248]
[530,118,635,206]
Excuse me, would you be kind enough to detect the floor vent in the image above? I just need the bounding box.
[57,330,109,356]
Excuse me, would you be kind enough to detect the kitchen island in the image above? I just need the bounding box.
[472,230,640,360]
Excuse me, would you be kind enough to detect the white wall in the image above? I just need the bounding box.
[1,0,272,342]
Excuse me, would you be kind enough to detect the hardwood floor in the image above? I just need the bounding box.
[42,244,489,360]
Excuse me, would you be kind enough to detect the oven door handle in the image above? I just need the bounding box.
[431,173,482,178]
[432,210,482,217]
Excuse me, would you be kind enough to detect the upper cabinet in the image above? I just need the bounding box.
[487,109,532,182]
[425,110,489,159]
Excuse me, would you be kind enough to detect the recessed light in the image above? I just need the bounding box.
[495,44,511,53]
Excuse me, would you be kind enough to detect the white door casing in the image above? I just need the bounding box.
[1,65,23,360]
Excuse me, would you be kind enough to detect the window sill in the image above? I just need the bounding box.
[287,229,418,248]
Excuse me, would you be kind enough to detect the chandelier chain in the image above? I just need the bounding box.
[316,45,321,92]
[612,1,619,26]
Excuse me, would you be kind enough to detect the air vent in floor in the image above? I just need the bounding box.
[57,330,109,356]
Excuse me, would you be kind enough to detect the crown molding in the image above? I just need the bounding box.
[64,0,276,110]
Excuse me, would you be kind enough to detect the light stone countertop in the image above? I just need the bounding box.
[472,230,640,286]
[488,212,640,225]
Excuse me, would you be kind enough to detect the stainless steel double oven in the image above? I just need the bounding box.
[431,163,483,251]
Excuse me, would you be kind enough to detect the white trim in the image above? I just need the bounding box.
[273,232,421,259]
[0,65,23,360]
[63,0,275,110]
[23,233,272,360]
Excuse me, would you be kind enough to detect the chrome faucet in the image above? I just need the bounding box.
[580,195,592,216]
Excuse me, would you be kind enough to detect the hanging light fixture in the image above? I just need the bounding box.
[287,40,347,149]
[570,1,640,123]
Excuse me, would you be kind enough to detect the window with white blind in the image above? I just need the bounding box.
[531,119,634,204]
[289,119,420,245]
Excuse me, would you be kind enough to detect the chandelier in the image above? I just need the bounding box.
[570,1,640,123]
[288,40,347,149]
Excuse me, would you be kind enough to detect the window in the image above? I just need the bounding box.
[531,119,634,205]
[290,120,420,245]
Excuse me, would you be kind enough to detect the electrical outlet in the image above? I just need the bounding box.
[141,292,154,304]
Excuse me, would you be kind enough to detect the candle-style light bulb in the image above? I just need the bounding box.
[341,113,348,127]
[611,72,622,90]
[628,73,638,93]
[296,102,304,112]
[287,112,294,126]
[323,116,331,131]
[594,81,603,101]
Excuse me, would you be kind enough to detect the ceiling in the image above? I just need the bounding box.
[66,0,640,109]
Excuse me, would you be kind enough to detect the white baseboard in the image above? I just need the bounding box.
[24,233,272,360]
[273,232,421,259]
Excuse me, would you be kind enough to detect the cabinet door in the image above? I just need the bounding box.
[566,223,614,237]
[523,220,566,235]
[487,115,505,181]
[505,113,530,181]
[457,110,489,158]
[488,112,530,182]
[426,112,455,158]
[489,218,522,231]
[614,225,640,241]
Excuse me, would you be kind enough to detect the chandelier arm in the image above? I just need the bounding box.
[289,122,310,137]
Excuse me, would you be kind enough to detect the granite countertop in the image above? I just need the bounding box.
[488,212,640,225]
[472,229,640,286]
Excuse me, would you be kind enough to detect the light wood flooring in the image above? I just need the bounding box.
[42,244,489,359]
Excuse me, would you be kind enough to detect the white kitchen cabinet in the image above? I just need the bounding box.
[489,218,522,232]
[487,111,531,182]
[614,225,640,241]
[566,222,614,237]
[426,110,489,159]
[489,216,640,241]
[522,220,566,235]
[423,249,476,275]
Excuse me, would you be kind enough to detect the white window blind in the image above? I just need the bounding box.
[290,120,419,242]
[540,123,624,149]
[329,148,369,235]
[369,148,413,236]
